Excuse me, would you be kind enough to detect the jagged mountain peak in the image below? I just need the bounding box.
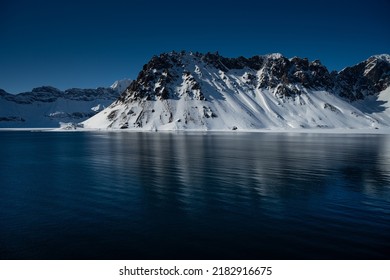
[119,51,334,105]
[362,54,390,73]
[110,78,132,94]
[138,51,297,72]
[336,54,390,100]
[84,51,390,131]
[369,54,390,63]
[264,53,284,59]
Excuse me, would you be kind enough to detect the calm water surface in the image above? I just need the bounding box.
[0,131,389,259]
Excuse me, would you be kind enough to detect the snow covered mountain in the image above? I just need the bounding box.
[110,78,132,94]
[83,51,390,131]
[0,85,122,128]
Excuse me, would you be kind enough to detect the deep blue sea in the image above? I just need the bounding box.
[0,131,389,259]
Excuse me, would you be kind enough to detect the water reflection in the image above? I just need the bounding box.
[87,132,390,202]
[0,131,389,259]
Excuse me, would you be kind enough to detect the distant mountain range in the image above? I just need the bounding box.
[83,51,390,131]
[0,79,131,128]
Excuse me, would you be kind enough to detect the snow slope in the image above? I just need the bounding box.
[83,52,390,131]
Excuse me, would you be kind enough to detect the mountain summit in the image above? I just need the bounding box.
[83,51,390,130]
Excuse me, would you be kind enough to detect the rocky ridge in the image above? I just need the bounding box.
[119,51,390,103]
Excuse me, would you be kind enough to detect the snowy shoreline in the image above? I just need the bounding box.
[2,127,390,135]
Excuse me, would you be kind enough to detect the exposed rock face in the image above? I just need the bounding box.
[118,52,389,104]
[119,52,336,103]
[118,54,178,102]
[335,55,390,101]
[83,51,390,131]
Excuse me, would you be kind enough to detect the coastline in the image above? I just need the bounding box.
[2,127,390,135]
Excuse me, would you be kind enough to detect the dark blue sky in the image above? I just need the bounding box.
[1,0,389,93]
